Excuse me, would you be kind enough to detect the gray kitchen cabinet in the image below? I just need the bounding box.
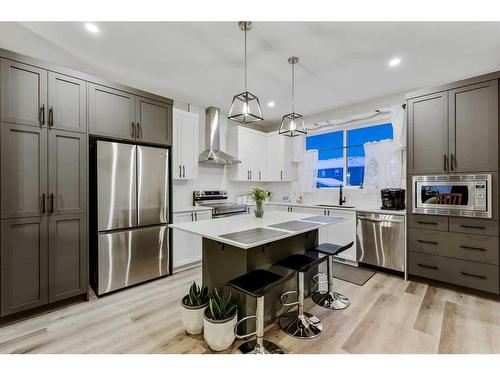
[0,59,47,127]
[48,72,87,133]
[136,96,172,145]
[448,80,498,172]
[88,83,136,140]
[0,123,48,219]
[0,216,48,316]
[48,130,87,215]
[407,91,448,174]
[48,214,87,302]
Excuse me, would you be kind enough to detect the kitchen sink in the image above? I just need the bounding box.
[318,204,355,209]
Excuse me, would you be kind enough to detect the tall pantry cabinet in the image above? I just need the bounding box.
[0,58,87,316]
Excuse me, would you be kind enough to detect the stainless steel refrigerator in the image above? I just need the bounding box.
[93,141,170,295]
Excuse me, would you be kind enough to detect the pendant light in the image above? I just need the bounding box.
[228,21,264,124]
[279,56,307,137]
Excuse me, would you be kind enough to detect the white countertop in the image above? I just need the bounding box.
[168,211,347,249]
[172,206,214,214]
[266,201,406,216]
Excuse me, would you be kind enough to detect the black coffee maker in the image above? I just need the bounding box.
[381,188,405,210]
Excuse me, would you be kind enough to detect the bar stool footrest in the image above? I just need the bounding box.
[234,315,257,339]
[312,272,328,285]
[279,290,299,307]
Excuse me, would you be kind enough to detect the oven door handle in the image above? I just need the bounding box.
[213,212,247,218]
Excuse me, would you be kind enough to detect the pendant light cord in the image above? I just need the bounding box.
[244,28,247,92]
[291,60,295,113]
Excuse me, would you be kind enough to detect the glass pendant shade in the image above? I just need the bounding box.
[228,91,263,123]
[280,56,307,137]
[279,112,307,137]
[228,21,263,124]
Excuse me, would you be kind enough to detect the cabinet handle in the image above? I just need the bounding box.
[450,153,455,171]
[459,245,486,252]
[39,104,45,125]
[137,122,142,139]
[179,165,182,178]
[443,154,447,171]
[280,170,283,180]
[48,106,54,126]
[417,263,439,270]
[41,193,46,214]
[250,170,252,180]
[417,240,439,245]
[195,212,198,221]
[259,171,261,180]
[460,225,486,230]
[327,210,330,216]
[182,165,186,178]
[49,193,54,214]
[417,221,438,226]
[460,272,487,280]
[131,122,136,138]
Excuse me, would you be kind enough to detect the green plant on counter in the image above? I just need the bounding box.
[207,288,236,320]
[249,186,269,205]
[187,281,209,306]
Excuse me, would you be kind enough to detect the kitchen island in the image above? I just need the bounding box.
[169,211,347,332]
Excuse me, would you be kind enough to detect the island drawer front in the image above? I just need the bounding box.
[408,214,448,231]
[409,252,499,294]
[449,217,499,237]
[409,228,499,265]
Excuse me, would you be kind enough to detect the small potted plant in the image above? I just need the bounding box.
[203,288,238,352]
[250,186,269,218]
[181,281,209,335]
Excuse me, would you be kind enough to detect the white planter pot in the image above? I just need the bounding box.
[181,296,208,335]
[203,308,238,352]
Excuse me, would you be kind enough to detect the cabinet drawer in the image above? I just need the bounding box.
[409,228,499,265]
[449,217,498,237]
[408,214,448,231]
[409,252,499,294]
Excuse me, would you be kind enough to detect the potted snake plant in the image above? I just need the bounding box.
[203,288,238,351]
[181,281,209,335]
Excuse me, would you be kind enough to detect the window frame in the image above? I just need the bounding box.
[305,115,392,190]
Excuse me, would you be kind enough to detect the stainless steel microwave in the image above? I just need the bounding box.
[412,174,492,218]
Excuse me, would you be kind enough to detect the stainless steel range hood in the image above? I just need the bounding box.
[199,106,241,165]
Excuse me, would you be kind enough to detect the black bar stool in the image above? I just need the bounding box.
[227,268,292,354]
[274,253,326,339]
[311,242,354,310]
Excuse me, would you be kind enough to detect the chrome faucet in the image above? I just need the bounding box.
[339,185,346,206]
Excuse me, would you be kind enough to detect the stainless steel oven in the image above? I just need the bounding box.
[413,174,492,218]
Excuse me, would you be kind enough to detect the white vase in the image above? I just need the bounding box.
[181,296,208,335]
[203,308,238,352]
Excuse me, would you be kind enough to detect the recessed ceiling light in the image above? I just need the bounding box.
[389,58,401,67]
[267,101,275,108]
[85,23,99,33]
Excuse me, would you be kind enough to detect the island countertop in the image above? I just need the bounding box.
[168,211,347,249]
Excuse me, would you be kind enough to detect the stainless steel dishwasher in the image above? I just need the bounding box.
[356,212,405,272]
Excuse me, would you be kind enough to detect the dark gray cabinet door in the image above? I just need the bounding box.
[0,59,47,127]
[48,214,87,302]
[407,92,448,174]
[48,72,87,133]
[88,83,135,140]
[48,130,87,215]
[0,123,48,219]
[0,216,48,316]
[135,96,172,145]
[449,80,498,172]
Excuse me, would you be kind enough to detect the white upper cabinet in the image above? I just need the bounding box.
[228,126,295,182]
[173,109,199,180]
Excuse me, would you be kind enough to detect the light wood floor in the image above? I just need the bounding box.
[0,266,499,354]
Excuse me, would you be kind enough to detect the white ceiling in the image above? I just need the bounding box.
[13,22,500,126]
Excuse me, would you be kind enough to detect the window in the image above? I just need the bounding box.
[306,123,393,188]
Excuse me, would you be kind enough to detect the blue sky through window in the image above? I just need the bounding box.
[306,123,393,188]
